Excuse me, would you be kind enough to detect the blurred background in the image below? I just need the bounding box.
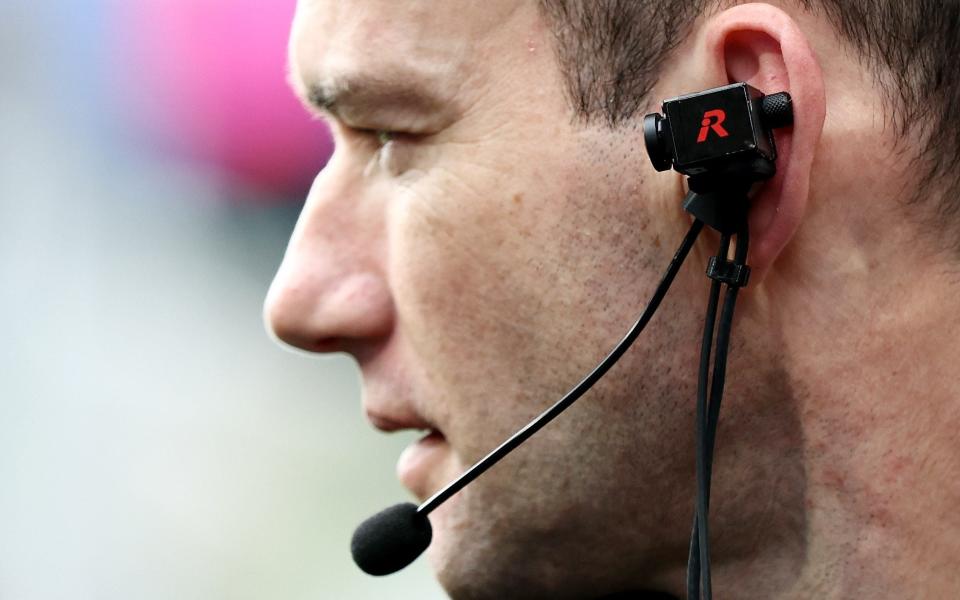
[0,1,443,598]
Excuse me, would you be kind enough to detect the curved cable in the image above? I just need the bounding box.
[417,219,705,516]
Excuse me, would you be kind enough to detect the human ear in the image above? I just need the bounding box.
[690,4,827,283]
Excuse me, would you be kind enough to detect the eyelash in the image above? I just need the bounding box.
[344,126,398,148]
[332,124,420,175]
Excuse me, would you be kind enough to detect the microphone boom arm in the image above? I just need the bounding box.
[417,219,705,516]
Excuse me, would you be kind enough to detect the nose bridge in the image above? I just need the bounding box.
[265,154,394,353]
[288,155,365,263]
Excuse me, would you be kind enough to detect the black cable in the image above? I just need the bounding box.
[417,219,705,516]
[705,225,749,482]
[700,226,749,597]
[687,225,751,599]
[686,234,729,600]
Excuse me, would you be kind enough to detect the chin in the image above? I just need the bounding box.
[426,506,591,600]
[432,556,554,600]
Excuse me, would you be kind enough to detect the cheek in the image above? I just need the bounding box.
[385,169,571,453]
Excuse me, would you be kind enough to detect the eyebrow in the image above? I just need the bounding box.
[298,74,450,125]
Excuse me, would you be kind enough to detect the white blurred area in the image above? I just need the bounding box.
[0,2,444,599]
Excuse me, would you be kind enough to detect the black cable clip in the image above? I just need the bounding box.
[706,257,751,288]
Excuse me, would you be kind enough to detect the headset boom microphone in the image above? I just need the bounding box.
[351,218,705,576]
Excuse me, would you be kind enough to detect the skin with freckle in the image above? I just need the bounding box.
[266,1,960,598]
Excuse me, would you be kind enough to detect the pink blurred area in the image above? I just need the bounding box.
[111,0,332,200]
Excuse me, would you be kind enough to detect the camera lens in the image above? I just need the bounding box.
[644,113,673,172]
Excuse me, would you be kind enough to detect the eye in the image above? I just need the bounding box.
[345,126,419,175]
[349,125,420,149]
[351,128,397,147]
[334,124,400,149]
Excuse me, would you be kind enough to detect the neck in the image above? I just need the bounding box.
[764,244,960,597]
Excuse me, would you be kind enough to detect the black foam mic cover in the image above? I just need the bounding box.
[351,502,433,576]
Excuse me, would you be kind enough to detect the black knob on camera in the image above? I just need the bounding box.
[761,92,793,130]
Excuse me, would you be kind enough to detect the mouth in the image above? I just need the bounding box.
[396,429,449,500]
[364,409,450,500]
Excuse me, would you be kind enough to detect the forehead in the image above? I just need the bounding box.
[289,0,530,113]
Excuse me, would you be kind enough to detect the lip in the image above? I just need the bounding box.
[365,408,435,433]
[397,430,449,500]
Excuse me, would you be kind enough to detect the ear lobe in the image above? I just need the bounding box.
[702,4,826,283]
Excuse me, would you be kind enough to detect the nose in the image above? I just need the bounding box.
[264,154,394,355]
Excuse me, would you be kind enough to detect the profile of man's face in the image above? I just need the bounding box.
[267,0,797,597]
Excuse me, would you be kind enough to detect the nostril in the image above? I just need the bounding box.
[310,337,343,353]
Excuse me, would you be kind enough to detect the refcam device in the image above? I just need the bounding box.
[349,82,793,600]
[645,82,792,180]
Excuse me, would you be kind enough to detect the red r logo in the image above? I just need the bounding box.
[697,109,730,143]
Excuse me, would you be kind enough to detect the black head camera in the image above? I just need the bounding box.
[644,82,793,235]
[644,82,793,184]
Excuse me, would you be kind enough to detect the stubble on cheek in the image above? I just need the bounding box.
[387,150,578,446]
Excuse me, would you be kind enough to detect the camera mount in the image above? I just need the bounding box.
[643,82,793,600]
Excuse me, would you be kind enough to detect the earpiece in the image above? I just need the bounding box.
[643,82,792,184]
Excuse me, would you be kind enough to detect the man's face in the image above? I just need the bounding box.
[267,1,740,596]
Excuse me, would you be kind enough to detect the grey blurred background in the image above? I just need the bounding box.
[0,1,444,598]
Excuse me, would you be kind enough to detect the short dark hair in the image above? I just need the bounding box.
[538,0,960,251]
